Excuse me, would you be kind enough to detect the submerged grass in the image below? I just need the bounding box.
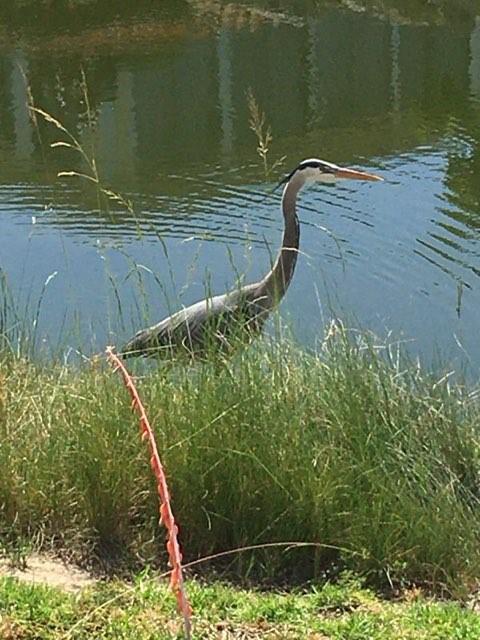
[0,323,479,595]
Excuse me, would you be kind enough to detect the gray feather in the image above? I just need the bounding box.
[121,284,270,359]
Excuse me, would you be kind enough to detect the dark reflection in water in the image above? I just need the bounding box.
[0,1,480,374]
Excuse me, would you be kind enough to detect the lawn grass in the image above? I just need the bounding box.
[1,570,480,639]
[1,323,479,595]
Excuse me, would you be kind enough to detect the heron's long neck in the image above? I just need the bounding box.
[260,176,303,303]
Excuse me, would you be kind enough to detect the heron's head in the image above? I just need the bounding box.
[280,158,383,187]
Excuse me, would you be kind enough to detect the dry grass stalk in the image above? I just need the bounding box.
[106,347,192,639]
[246,88,285,177]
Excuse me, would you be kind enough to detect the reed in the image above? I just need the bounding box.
[246,88,285,178]
[0,322,479,594]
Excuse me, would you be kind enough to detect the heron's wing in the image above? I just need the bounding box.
[121,286,269,358]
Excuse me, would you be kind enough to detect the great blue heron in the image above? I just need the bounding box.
[120,158,382,359]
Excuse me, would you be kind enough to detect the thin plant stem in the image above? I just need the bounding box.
[106,347,192,639]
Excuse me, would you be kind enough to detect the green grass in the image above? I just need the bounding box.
[0,323,479,594]
[1,570,480,639]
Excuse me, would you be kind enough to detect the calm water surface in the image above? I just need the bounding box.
[1,1,480,373]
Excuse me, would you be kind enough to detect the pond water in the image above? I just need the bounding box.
[1,1,480,374]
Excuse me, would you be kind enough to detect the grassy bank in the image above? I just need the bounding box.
[2,570,480,639]
[1,324,479,595]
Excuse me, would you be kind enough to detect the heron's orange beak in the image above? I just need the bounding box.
[333,167,383,181]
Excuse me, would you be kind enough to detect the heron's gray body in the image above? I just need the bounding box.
[120,159,381,359]
[122,283,273,359]
[122,239,298,359]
